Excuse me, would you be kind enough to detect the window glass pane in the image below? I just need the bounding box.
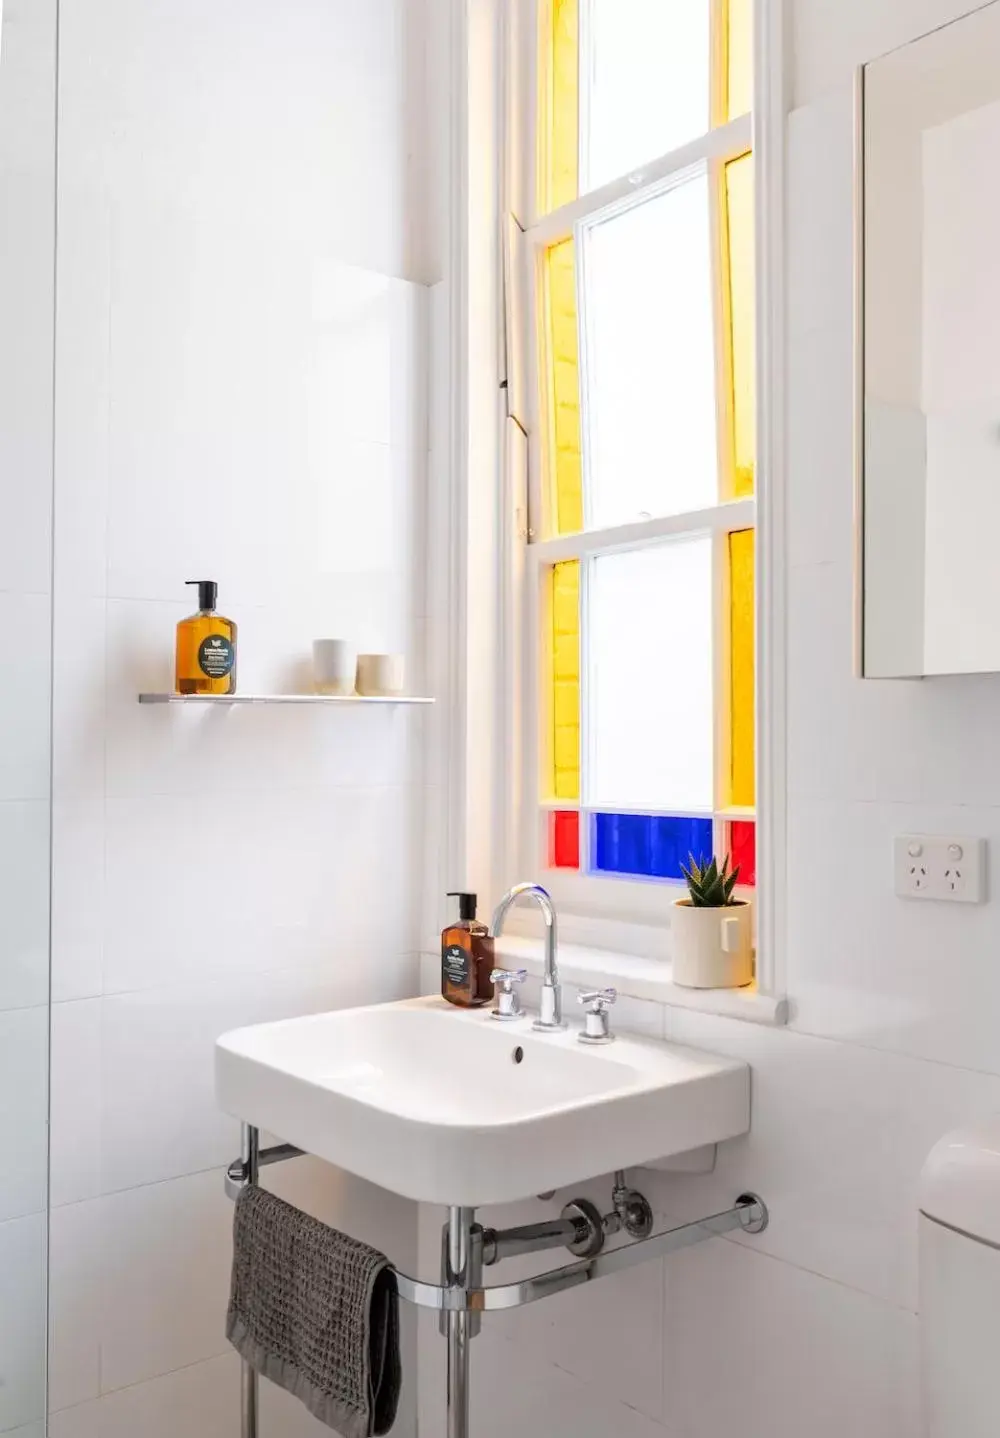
[730,820,756,886]
[583,0,711,193]
[546,240,583,534]
[729,529,755,806]
[551,560,580,799]
[588,539,714,811]
[727,0,753,121]
[726,154,756,497]
[583,176,719,528]
[592,813,713,880]
[546,0,579,211]
[550,810,581,869]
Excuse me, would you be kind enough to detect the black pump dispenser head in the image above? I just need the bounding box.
[447,891,478,922]
[186,579,218,612]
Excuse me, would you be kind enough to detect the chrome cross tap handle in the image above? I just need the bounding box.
[578,988,617,1045]
[490,967,528,1022]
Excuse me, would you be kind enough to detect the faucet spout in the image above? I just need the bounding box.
[490,883,566,1032]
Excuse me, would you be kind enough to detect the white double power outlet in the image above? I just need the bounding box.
[894,835,987,904]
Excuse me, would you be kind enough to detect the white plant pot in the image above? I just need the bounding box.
[670,900,753,990]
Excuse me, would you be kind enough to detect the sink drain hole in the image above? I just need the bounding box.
[512,1046,524,1065]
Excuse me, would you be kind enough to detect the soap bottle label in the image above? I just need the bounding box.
[198,635,235,678]
[443,944,469,988]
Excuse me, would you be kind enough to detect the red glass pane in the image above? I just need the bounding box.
[551,810,580,870]
[730,821,756,887]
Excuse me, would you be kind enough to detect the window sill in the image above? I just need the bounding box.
[492,935,789,1027]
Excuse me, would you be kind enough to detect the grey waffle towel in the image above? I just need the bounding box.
[226,1184,401,1437]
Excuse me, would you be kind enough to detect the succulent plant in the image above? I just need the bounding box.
[680,853,741,908]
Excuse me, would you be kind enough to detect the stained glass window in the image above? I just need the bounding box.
[546,240,583,534]
[730,820,757,887]
[588,540,714,813]
[593,814,714,881]
[550,810,581,870]
[729,529,756,808]
[584,177,718,526]
[551,560,580,801]
[533,0,757,899]
[727,0,753,121]
[541,0,752,210]
[726,153,756,497]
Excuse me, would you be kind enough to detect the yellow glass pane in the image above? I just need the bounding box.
[547,0,579,211]
[546,239,584,534]
[726,154,755,497]
[551,560,580,800]
[729,530,755,807]
[727,0,753,121]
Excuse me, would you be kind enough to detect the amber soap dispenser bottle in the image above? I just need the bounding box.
[175,580,238,695]
[441,892,495,1008]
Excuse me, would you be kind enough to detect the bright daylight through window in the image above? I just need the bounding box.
[520,0,757,906]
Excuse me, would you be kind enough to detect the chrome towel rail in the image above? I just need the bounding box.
[226,1124,768,1438]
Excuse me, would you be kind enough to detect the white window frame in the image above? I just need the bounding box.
[492,0,787,992]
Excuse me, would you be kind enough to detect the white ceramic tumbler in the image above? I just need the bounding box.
[313,639,358,696]
[356,653,405,696]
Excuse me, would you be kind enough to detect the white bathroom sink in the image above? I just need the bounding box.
[215,996,750,1206]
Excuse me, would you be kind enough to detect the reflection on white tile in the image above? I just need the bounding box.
[663,1239,919,1438]
[0,592,51,802]
[651,1005,1000,1313]
[420,1330,665,1438]
[267,1156,417,1269]
[786,561,914,804]
[51,800,105,1003]
[793,0,970,107]
[52,596,107,802]
[788,798,1000,1074]
[48,1404,101,1438]
[98,1171,234,1393]
[786,323,854,568]
[103,787,415,994]
[786,89,854,336]
[50,1000,102,1207]
[49,1200,102,1412]
[312,265,428,450]
[788,560,1000,808]
[103,262,426,606]
[0,11,56,603]
[0,1007,48,1223]
[0,801,50,1010]
[99,963,415,1194]
[50,1354,237,1438]
[0,1213,46,1435]
[53,156,112,606]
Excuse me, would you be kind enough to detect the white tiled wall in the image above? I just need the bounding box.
[414,2,1000,1436]
[48,0,443,1433]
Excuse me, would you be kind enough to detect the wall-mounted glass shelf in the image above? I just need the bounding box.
[138,693,434,707]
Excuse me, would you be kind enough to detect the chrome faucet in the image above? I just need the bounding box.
[490,883,566,1032]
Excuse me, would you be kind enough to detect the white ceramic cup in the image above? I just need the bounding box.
[313,639,358,696]
[356,653,405,696]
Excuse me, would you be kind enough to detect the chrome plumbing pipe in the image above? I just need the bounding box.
[480,1213,588,1265]
[445,1207,474,1438]
[223,1133,768,1438]
[239,1124,260,1438]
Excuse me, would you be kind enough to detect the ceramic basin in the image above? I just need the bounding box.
[215,996,750,1206]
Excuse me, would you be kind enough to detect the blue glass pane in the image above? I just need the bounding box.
[591,813,713,880]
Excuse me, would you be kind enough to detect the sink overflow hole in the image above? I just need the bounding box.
[512,1046,524,1065]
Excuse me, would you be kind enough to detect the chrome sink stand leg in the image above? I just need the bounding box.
[240,1124,259,1438]
[445,1207,474,1438]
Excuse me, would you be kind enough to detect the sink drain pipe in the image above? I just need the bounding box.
[227,1124,768,1438]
